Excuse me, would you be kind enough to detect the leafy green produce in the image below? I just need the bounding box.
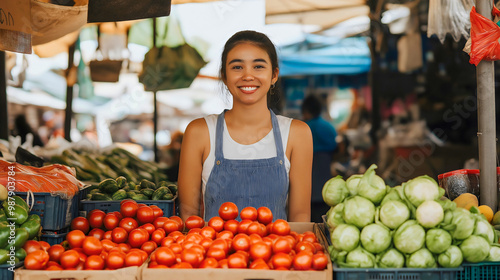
[322,176,349,207]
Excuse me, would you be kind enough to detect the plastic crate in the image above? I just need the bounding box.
[16,191,79,231]
[334,265,462,280]
[40,228,69,246]
[455,262,500,280]
[79,195,177,217]
[0,262,23,280]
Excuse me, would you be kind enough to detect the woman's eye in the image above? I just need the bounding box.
[255,65,265,69]
[231,65,242,70]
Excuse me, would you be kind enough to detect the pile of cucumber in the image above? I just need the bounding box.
[87,176,177,201]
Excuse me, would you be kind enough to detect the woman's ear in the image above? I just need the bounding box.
[271,68,279,85]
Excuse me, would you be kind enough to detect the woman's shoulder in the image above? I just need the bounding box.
[185,117,209,136]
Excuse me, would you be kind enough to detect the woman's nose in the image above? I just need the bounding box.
[242,70,254,80]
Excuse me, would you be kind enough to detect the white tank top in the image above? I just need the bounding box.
[202,114,292,193]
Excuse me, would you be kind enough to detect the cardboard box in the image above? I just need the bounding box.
[139,222,333,280]
[14,266,138,280]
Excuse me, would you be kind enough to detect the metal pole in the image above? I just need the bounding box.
[476,0,498,211]
[0,51,7,141]
[152,18,159,163]
[64,43,76,142]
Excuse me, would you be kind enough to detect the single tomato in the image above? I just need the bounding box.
[119,217,139,233]
[208,216,225,232]
[249,241,272,262]
[24,250,49,270]
[111,227,128,244]
[66,230,86,249]
[257,207,273,225]
[219,202,238,220]
[59,249,80,269]
[82,236,103,256]
[88,228,105,241]
[240,206,258,221]
[185,216,205,230]
[47,244,65,263]
[136,206,155,224]
[128,228,149,248]
[71,217,90,234]
[85,255,105,270]
[120,200,139,218]
[272,219,290,236]
[103,213,120,231]
[293,251,313,270]
[87,209,106,229]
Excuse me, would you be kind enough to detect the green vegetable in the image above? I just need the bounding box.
[376,248,405,268]
[0,249,8,265]
[460,235,490,263]
[140,188,155,198]
[115,176,128,189]
[326,203,345,231]
[4,227,29,251]
[140,179,156,190]
[342,196,375,229]
[359,223,391,254]
[437,245,463,268]
[90,193,112,201]
[162,193,174,200]
[345,174,362,196]
[416,200,444,228]
[0,226,9,248]
[341,246,376,268]
[473,218,495,243]
[331,224,360,252]
[15,248,26,261]
[99,178,119,194]
[357,164,386,205]
[20,218,41,239]
[2,200,28,225]
[0,209,7,222]
[322,176,349,207]
[112,189,128,200]
[406,248,437,268]
[129,193,149,201]
[380,185,403,205]
[378,200,409,230]
[152,187,171,201]
[450,208,475,240]
[402,175,442,207]
[167,183,178,194]
[425,228,452,254]
[393,220,425,254]
[487,244,500,262]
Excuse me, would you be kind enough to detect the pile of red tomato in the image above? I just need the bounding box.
[23,201,329,271]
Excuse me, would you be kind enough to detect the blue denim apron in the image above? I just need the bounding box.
[204,109,289,221]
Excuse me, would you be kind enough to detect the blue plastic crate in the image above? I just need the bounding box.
[41,228,69,246]
[334,265,462,280]
[455,262,500,280]
[16,191,79,231]
[80,195,176,217]
[0,262,23,280]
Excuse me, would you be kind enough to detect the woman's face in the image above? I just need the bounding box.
[223,42,278,106]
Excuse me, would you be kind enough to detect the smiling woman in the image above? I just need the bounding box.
[178,30,313,222]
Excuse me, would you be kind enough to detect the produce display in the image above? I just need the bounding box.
[0,193,43,265]
[86,176,177,201]
[322,164,500,269]
[50,148,169,184]
[22,201,329,271]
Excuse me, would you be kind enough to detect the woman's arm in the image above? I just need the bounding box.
[287,119,313,222]
[178,118,209,221]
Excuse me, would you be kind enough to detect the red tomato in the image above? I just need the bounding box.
[103,213,120,231]
[85,255,105,270]
[168,230,184,240]
[47,244,65,263]
[257,207,273,225]
[218,258,229,268]
[120,199,135,206]
[87,209,106,229]
[140,241,157,255]
[218,202,239,221]
[172,262,193,269]
[60,249,80,269]
[136,206,155,224]
[103,230,112,240]
[250,258,270,269]
[45,265,63,270]
[169,243,183,255]
[151,229,166,245]
[128,228,149,248]
[273,236,293,254]
[101,239,116,251]
[154,247,176,267]
[272,219,290,236]
[111,227,128,244]
[180,247,204,268]
[119,217,139,233]
[232,233,251,252]
[125,250,146,267]
[271,252,292,270]
[185,216,205,230]
[140,223,156,235]
[153,216,170,229]
[238,219,252,234]
[24,250,50,270]
[240,206,258,221]
[246,221,263,236]
[249,241,272,262]
[208,216,225,232]
[169,216,184,230]
[312,253,328,270]
[313,242,325,253]
[295,241,316,254]
[163,220,181,234]
[66,230,86,249]
[106,251,126,269]
[293,251,313,270]
[200,226,216,240]
[187,228,201,235]
[150,205,164,219]
[223,220,239,235]
[39,241,51,252]
[248,233,263,245]
[88,228,105,241]
[227,252,248,268]
[216,230,234,241]
[120,200,139,218]
[117,243,131,254]
[23,240,42,255]
[112,211,123,220]
[82,236,103,256]
[199,257,219,268]
[71,217,90,234]
[206,247,226,261]
[199,237,213,251]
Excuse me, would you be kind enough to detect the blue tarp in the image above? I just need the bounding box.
[278,36,371,77]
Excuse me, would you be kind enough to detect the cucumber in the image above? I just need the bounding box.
[90,193,112,201]
[98,178,119,194]
[152,187,171,201]
[129,193,149,201]
[90,189,100,195]
[111,189,127,200]
[140,179,156,190]
[162,193,174,200]
[115,176,128,189]
[167,184,178,195]
[140,188,154,198]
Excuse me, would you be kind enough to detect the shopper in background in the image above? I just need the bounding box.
[13,115,44,147]
[301,94,338,223]
[178,30,313,222]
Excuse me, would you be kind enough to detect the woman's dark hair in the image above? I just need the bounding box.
[301,95,323,118]
[219,30,281,107]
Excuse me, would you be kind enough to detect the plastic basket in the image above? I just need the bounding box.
[41,228,69,246]
[16,191,78,231]
[334,265,462,280]
[455,262,500,280]
[79,195,176,217]
[0,262,23,280]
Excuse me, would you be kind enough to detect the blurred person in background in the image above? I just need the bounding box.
[13,115,44,147]
[301,94,338,223]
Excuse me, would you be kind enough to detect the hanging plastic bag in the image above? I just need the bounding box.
[427,0,474,43]
[466,6,500,66]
